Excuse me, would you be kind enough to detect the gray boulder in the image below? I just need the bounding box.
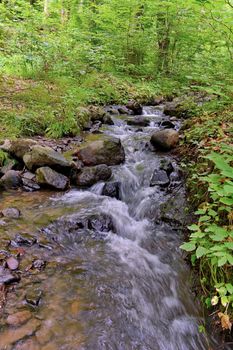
[127,116,150,127]
[75,165,112,187]
[150,129,179,151]
[102,182,121,199]
[23,145,71,172]
[150,170,170,187]
[36,167,69,190]
[126,101,143,115]
[1,139,37,159]
[1,207,21,219]
[74,136,125,166]
[0,170,22,189]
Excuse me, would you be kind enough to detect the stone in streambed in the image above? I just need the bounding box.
[0,266,20,285]
[150,170,170,187]
[1,207,21,219]
[0,319,41,348]
[0,170,22,189]
[126,101,143,115]
[23,145,71,172]
[127,116,150,127]
[150,129,179,151]
[6,256,19,270]
[102,182,121,199]
[159,120,175,129]
[6,310,32,326]
[159,159,174,175]
[75,165,112,187]
[0,139,38,159]
[88,213,115,232]
[36,167,69,190]
[74,136,125,166]
[25,289,42,306]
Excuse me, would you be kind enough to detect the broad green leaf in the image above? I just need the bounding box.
[221,296,228,307]
[196,246,208,258]
[218,255,228,267]
[220,197,233,206]
[199,215,211,222]
[180,242,196,252]
[188,224,200,231]
[225,284,233,294]
[227,254,233,265]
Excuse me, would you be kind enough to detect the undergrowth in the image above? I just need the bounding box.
[180,105,233,334]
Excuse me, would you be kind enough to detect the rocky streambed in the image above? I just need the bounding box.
[0,103,224,349]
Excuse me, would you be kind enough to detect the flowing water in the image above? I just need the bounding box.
[0,107,222,349]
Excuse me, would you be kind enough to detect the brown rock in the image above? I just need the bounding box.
[6,310,31,326]
[150,129,179,151]
[0,319,41,348]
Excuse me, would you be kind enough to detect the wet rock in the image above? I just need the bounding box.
[45,212,115,242]
[88,213,115,232]
[118,106,131,115]
[0,139,38,159]
[150,170,170,187]
[0,319,41,348]
[25,289,42,306]
[23,145,71,172]
[22,177,41,192]
[102,182,121,199]
[71,158,83,171]
[74,136,125,166]
[14,338,40,350]
[0,170,22,189]
[127,116,150,127]
[6,310,32,326]
[159,120,175,129]
[103,114,114,125]
[89,106,106,122]
[150,129,179,151]
[151,96,165,106]
[36,167,69,190]
[159,159,174,175]
[0,266,20,285]
[21,171,41,191]
[75,165,112,187]
[6,256,19,270]
[126,101,143,115]
[105,107,119,115]
[13,234,36,247]
[169,170,181,184]
[1,207,21,218]
[135,128,143,133]
[159,191,187,226]
[33,259,46,270]
[163,99,190,118]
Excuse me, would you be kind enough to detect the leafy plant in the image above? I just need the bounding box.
[181,149,233,329]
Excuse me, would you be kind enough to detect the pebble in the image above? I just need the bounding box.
[6,256,19,270]
[1,207,20,219]
[33,259,46,270]
[0,266,20,285]
[25,289,42,306]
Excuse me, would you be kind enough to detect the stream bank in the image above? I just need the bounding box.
[0,103,229,349]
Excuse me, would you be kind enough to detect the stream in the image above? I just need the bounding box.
[0,107,222,349]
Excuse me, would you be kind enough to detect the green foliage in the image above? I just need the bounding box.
[0,150,9,167]
[181,147,233,322]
